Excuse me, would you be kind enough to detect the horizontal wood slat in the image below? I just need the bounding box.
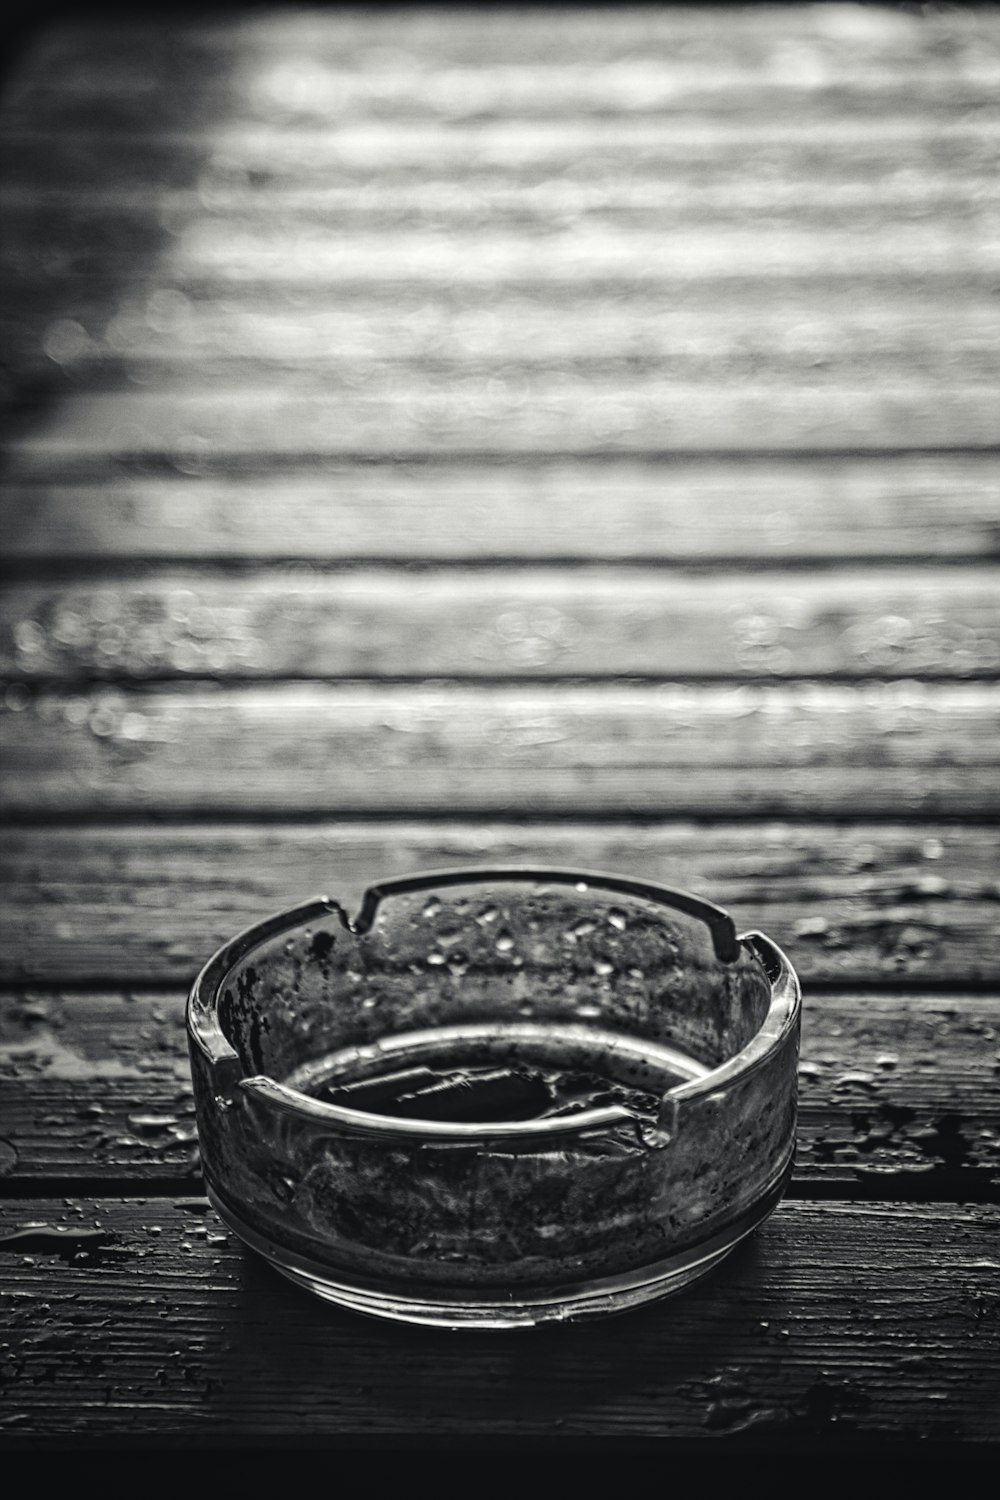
[0,1196,997,1440]
[1,989,997,1189]
[9,383,999,459]
[10,3,999,61]
[9,296,1000,386]
[3,173,997,217]
[6,11,1000,132]
[6,219,999,287]
[2,681,997,819]
[2,820,997,985]
[5,457,999,562]
[5,133,998,199]
[2,566,998,681]
[2,0,999,1449]
[6,77,998,131]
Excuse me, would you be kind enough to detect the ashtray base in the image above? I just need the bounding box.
[206,1176,788,1329]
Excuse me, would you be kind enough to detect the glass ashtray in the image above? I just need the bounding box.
[187,867,800,1328]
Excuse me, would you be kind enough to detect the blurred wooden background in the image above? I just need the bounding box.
[0,3,998,1448]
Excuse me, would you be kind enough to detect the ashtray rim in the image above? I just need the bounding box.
[187,864,801,1142]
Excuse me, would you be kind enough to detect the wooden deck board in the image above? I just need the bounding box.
[3,565,998,682]
[2,821,997,986]
[9,288,1000,391]
[6,456,1000,563]
[1,989,997,1189]
[10,382,999,459]
[3,681,998,819]
[2,1,999,1445]
[1,1196,997,1441]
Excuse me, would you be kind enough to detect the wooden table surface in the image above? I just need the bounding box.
[1,3,999,1451]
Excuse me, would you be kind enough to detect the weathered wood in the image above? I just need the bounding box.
[9,285,1000,414]
[2,566,998,682]
[2,682,998,819]
[4,171,997,218]
[6,73,998,132]
[1,989,997,1189]
[4,457,1000,562]
[10,2,998,67]
[5,129,998,200]
[0,991,198,1182]
[6,215,999,288]
[6,14,999,133]
[0,2,996,1451]
[3,141,995,222]
[1,820,997,985]
[7,290,1000,395]
[0,1196,997,1440]
[23,291,1000,376]
[4,172,999,258]
[8,380,999,458]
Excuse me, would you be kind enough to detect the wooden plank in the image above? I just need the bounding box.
[7,380,999,458]
[3,169,997,218]
[4,457,999,563]
[2,566,999,682]
[6,216,998,287]
[1,820,997,985]
[10,3,999,67]
[1,989,997,1189]
[6,27,1000,132]
[28,293,1000,376]
[2,681,998,819]
[4,118,998,194]
[0,1196,997,1440]
[0,991,198,1182]
[6,70,998,132]
[7,291,1000,389]
[4,172,998,244]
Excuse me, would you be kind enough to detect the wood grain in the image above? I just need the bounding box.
[0,1196,997,1440]
[9,2,998,65]
[2,566,998,681]
[2,989,997,1189]
[2,681,997,818]
[5,216,995,300]
[2,820,997,985]
[5,7,999,134]
[2,0,998,1449]
[4,172,997,218]
[5,456,1000,563]
[6,129,998,211]
[9,381,999,459]
[10,289,1000,390]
